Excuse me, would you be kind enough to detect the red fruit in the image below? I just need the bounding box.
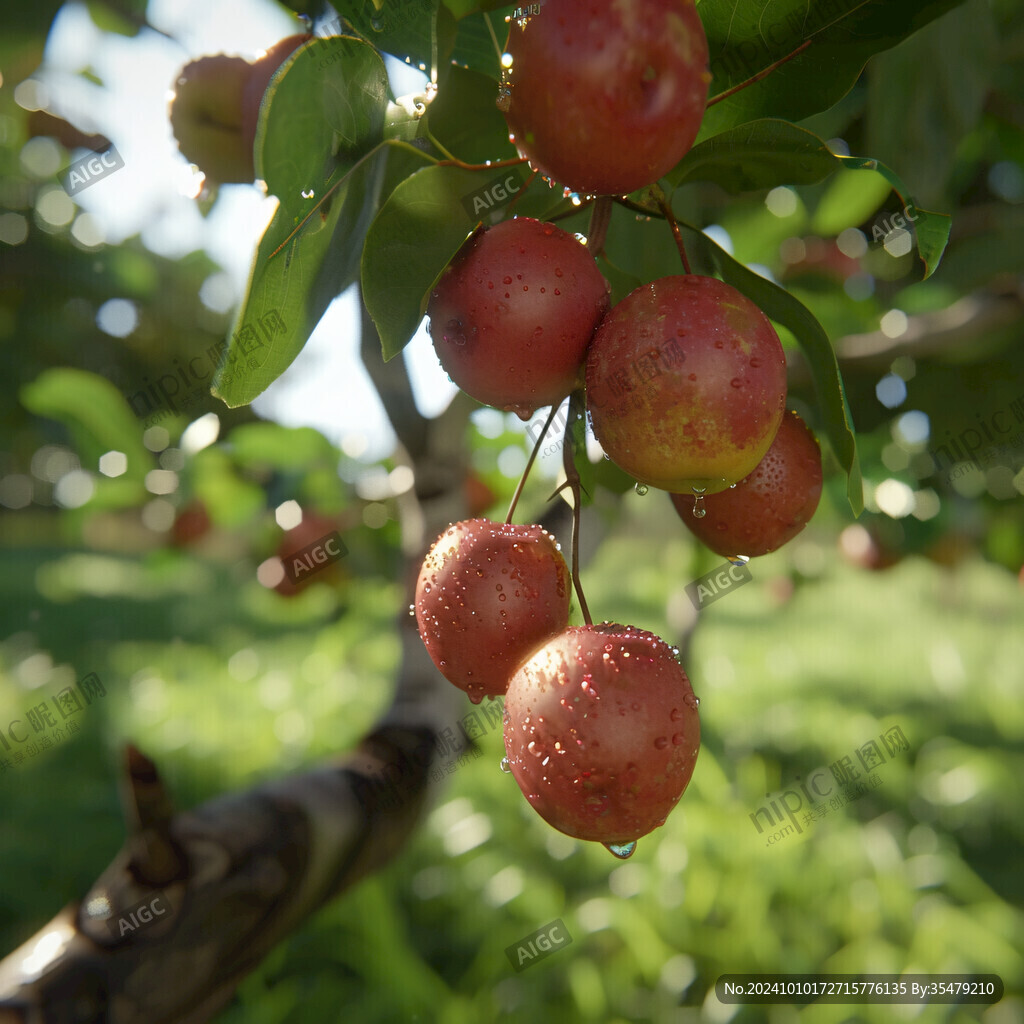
[428,218,609,417]
[415,519,571,703]
[500,0,710,195]
[171,500,212,546]
[838,523,903,571]
[585,275,787,494]
[169,35,309,183]
[169,54,253,183]
[671,409,822,556]
[503,623,700,848]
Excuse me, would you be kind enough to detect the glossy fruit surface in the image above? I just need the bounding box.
[427,218,609,417]
[415,519,571,703]
[585,274,787,493]
[672,409,822,556]
[503,622,700,843]
[501,0,710,195]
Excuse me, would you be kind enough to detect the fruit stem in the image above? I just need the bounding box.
[652,187,691,275]
[505,402,561,524]
[706,39,813,107]
[586,196,612,257]
[561,389,593,626]
[436,155,529,172]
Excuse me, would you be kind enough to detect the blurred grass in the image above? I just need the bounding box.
[1,494,1022,1023]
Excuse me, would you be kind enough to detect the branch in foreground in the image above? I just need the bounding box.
[0,296,478,1023]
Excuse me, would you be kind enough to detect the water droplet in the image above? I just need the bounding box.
[370,15,384,30]
[603,840,638,859]
[691,486,706,519]
[730,378,743,389]
[671,733,684,745]
[634,482,648,496]
[654,736,669,750]
[669,707,683,721]
[499,756,512,773]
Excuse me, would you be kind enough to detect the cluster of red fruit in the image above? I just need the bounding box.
[416,0,824,855]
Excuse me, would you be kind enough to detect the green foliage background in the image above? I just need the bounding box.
[1,0,1023,1022]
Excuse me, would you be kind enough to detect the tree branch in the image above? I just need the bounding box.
[0,297,480,1023]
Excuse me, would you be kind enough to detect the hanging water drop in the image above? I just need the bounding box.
[603,840,638,859]
[691,485,707,519]
[634,482,648,496]
[499,756,512,773]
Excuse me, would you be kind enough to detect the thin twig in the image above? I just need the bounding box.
[561,389,592,626]
[707,39,812,107]
[505,403,560,524]
[653,186,691,274]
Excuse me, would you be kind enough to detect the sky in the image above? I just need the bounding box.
[38,0,462,463]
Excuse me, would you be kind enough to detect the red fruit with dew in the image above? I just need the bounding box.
[415,518,571,703]
[427,217,609,418]
[500,0,710,195]
[672,409,822,556]
[586,274,787,494]
[503,622,700,849]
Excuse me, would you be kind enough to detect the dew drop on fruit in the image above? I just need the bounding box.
[669,707,683,721]
[671,733,685,745]
[727,554,750,566]
[730,378,743,389]
[691,486,707,519]
[654,736,669,750]
[634,482,648,496]
[603,840,638,859]
[499,756,512,773]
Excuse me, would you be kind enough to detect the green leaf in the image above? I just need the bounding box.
[864,0,995,208]
[211,36,390,409]
[361,164,494,360]
[836,157,951,278]
[20,368,153,483]
[668,119,842,191]
[811,168,892,236]
[681,223,863,516]
[669,118,952,278]
[256,36,388,189]
[698,0,967,141]
[427,65,516,164]
[212,150,388,409]
[228,424,337,470]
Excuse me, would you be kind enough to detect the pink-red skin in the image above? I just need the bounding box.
[672,409,823,556]
[428,218,609,417]
[503,623,700,843]
[585,274,787,493]
[415,519,571,703]
[502,0,710,195]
